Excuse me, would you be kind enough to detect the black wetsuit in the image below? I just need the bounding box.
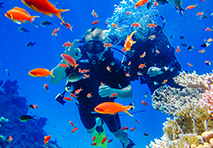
[65,51,130,132]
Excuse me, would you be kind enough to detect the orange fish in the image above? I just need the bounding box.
[156,49,160,54]
[126,11,130,15]
[70,93,77,99]
[108,138,113,143]
[135,0,149,8]
[44,135,51,145]
[187,63,193,67]
[8,136,13,143]
[141,100,148,106]
[147,23,157,27]
[58,63,70,68]
[61,22,73,31]
[44,84,49,91]
[91,142,97,146]
[205,27,212,32]
[154,1,158,6]
[63,97,72,101]
[92,135,96,141]
[72,127,78,133]
[52,27,60,36]
[91,10,98,18]
[22,0,69,22]
[28,68,54,77]
[125,73,130,77]
[110,93,118,98]
[176,46,180,52]
[112,23,118,28]
[5,7,39,25]
[162,79,168,84]
[122,126,128,131]
[130,127,136,131]
[136,120,139,124]
[87,93,92,98]
[207,38,213,42]
[122,31,136,52]
[75,88,83,95]
[148,35,156,40]
[63,42,73,47]
[140,51,146,58]
[101,135,108,144]
[101,82,105,86]
[92,20,100,25]
[199,49,205,54]
[69,121,75,127]
[205,61,211,66]
[94,102,134,117]
[104,43,112,47]
[138,63,146,69]
[131,23,141,27]
[106,66,112,72]
[186,4,197,10]
[61,54,78,68]
[196,12,203,16]
[33,105,37,109]
[120,27,125,32]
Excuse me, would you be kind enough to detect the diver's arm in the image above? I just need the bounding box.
[50,39,81,84]
[98,84,133,99]
[49,60,67,84]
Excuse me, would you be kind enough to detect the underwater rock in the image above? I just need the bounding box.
[0,79,61,148]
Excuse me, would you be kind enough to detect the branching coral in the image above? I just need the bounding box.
[200,87,213,116]
[152,85,200,116]
[173,71,213,92]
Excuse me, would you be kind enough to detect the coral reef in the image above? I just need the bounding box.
[0,79,61,148]
[199,87,213,116]
[173,71,213,92]
[152,85,200,116]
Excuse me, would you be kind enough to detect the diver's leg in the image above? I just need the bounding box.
[102,114,134,148]
[78,107,97,134]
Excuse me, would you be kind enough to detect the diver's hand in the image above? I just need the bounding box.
[64,39,82,61]
[147,66,163,77]
[98,85,116,98]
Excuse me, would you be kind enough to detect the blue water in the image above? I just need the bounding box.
[0,0,212,147]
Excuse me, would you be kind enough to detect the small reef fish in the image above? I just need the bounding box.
[102,136,107,144]
[74,88,83,95]
[122,126,128,131]
[196,12,203,16]
[135,0,149,8]
[63,97,72,101]
[156,0,169,5]
[91,142,97,146]
[187,63,193,67]
[205,28,212,32]
[6,69,10,76]
[28,68,54,77]
[91,10,98,18]
[19,115,35,122]
[147,23,157,27]
[44,135,51,145]
[8,136,12,143]
[179,36,185,39]
[61,22,73,31]
[141,100,148,106]
[148,35,156,40]
[70,93,77,99]
[144,133,149,136]
[126,11,130,15]
[108,138,113,143]
[92,20,100,25]
[22,0,69,22]
[110,93,118,98]
[17,27,29,33]
[181,43,188,47]
[186,4,197,10]
[94,102,134,117]
[122,31,136,52]
[176,46,180,52]
[104,43,112,47]
[199,49,205,54]
[72,127,78,133]
[62,42,73,47]
[67,72,84,82]
[171,0,184,17]
[201,43,210,48]
[26,42,36,47]
[207,38,213,42]
[131,23,141,27]
[61,54,78,68]
[44,84,49,91]
[40,20,53,27]
[52,27,60,36]
[140,51,146,58]
[130,127,136,131]
[162,79,168,84]
[59,63,70,68]
[136,120,140,124]
[112,23,118,28]
[188,45,194,51]
[5,7,39,26]
[144,92,148,98]
[69,121,75,127]
[87,93,92,98]
[199,15,208,20]
[205,61,211,66]
[92,135,96,141]
[28,104,37,110]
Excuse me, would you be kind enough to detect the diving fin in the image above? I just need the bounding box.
[92,125,107,148]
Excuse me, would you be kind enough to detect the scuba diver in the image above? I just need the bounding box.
[106,16,182,93]
[50,27,135,148]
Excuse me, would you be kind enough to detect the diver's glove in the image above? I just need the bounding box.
[98,85,116,98]
[147,66,164,77]
[64,39,82,61]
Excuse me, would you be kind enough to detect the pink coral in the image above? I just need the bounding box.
[199,87,213,115]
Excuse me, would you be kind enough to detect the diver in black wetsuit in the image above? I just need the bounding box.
[108,24,182,93]
[50,28,135,148]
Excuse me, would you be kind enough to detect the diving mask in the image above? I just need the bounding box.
[84,40,105,54]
